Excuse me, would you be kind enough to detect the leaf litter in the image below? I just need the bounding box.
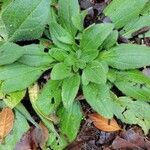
[15,122,49,150]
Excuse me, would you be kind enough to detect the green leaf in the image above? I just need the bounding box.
[115,81,150,102]
[145,31,150,37]
[104,0,148,28]
[80,23,114,51]
[121,15,150,38]
[58,0,80,36]
[100,44,150,70]
[73,60,86,72]
[0,100,5,109]
[29,84,59,131]
[71,10,87,31]
[0,63,44,93]
[62,74,80,108]
[18,44,54,67]
[47,133,68,150]
[64,55,76,67]
[82,61,108,84]
[36,80,62,115]
[113,96,150,134]
[80,50,99,62]
[83,83,114,118]
[50,21,73,50]
[0,109,29,150]
[0,42,23,66]
[3,90,25,108]
[29,84,64,149]
[49,3,57,23]
[49,48,68,62]
[0,0,12,9]
[81,70,89,85]
[58,101,82,142]
[141,1,150,15]
[108,69,150,84]
[0,17,8,40]
[108,70,150,101]
[51,63,73,80]
[101,30,118,50]
[15,103,39,127]
[1,0,50,42]
[0,1,13,39]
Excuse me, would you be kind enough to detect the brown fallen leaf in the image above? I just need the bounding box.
[111,136,141,149]
[0,107,14,143]
[89,113,121,132]
[31,122,49,149]
[15,122,49,150]
[14,128,34,150]
[120,128,150,149]
[39,122,49,148]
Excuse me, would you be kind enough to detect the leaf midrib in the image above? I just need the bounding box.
[1,66,43,81]
[8,0,44,41]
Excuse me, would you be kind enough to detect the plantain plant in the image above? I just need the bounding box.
[0,0,150,149]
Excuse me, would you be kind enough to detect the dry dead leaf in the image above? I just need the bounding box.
[14,128,33,150]
[38,122,49,148]
[111,136,140,149]
[0,107,14,142]
[89,113,121,132]
[119,129,150,149]
[32,122,49,149]
[111,128,150,149]
[15,122,49,150]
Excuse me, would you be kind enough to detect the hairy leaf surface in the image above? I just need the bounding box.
[0,42,23,66]
[62,74,80,108]
[19,44,54,67]
[58,0,80,36]
[108,70,150,101]
[101,44,150,69]
[80,23,114,51]
[58,102,82,142]
[0,63,44,93]
[51,63,73,80]
[83,83,114,118]
[104,0,148,28]
[1,0,50,41]
[113,96,150,134]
